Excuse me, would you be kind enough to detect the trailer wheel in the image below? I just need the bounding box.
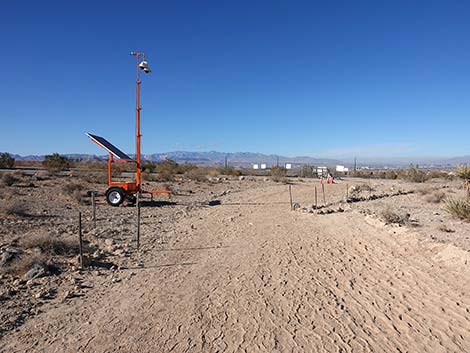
[106,187,125,207]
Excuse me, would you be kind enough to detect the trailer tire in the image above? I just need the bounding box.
[106,187,125,207]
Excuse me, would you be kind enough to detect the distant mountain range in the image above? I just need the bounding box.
[7,151,470,168]
[10,151,342,168]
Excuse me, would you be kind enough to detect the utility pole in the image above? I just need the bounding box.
[354,157,357,172]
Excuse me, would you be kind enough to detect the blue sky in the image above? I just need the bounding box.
[1,0,469,158]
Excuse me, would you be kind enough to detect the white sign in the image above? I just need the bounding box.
[336,165,345,172]
[261,163,267,170]
[317,167,327,175]
[285,163,292,170]
[253,164,259,170]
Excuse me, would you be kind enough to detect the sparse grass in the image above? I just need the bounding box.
[218,166,242,176]
[1,173,19,186]
[79,171,108,184]
[406,165,429,183]
[380,206,411,225]
[3,253,49,276]
[62,183,85,204]
[185,168,208,182]
[417,187,435,195]
[349,184,374,197]
[2,202,28,217]
[155,159,197,181]
[271,166,287,182]
[424,190,446,203]
[444,198,470,222]
[20,233,79,256]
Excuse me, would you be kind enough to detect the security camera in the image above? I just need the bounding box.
[139,60,151,73]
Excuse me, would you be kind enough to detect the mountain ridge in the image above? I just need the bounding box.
[6,151,470,168]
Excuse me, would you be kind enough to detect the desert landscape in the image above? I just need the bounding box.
[1,167,470,352]
[2,2,470,352]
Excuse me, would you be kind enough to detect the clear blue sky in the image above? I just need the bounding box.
[2,0,469,158]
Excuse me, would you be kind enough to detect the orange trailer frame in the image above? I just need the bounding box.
[86,52,171,206]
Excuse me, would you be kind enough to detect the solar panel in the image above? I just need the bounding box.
[86,133,132,160]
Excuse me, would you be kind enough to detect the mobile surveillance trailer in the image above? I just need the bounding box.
[87,52,171,206]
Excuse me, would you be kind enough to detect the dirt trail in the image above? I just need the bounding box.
[2,183,470,352]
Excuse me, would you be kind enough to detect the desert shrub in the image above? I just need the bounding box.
[444,198,470,222]
[63,183,81,194]
[300,165,315,178]
[185,167,208,182]
[380,206,411,225]
[385,170,399,179]
[0,152,15,169]
[2,202,28,217]
[218,166,242,176]
[427,170,453,180]
[43,153,72,173]
[456,165,470,198]
[1,173,19,186]
[156,159,178,181]
[80,171,108,184]
[424,190,446,203]
[206,168,219,177]
[405,165,428,183]
[352,170,373,178]
[3,253,49,276]
[417,187,435,195]
[142,162,157,173]
[62,183,85,204]
[20,234,79,256]
[155,159,196,181]
[376,170,399,179]
[270,166,287,182]
[349,184,373,197]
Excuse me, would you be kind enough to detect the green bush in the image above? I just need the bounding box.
[0,153,15,169]
[43,153,72,173]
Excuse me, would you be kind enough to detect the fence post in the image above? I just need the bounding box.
[322,183,326,204]
[346,183,349,200]
[78,211,84,269]
[288,184,293,211]
[314,186,317,208]
[91,192,96,228]
[136,193,141,249]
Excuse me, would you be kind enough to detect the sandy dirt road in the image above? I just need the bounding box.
[2,182,470,352]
